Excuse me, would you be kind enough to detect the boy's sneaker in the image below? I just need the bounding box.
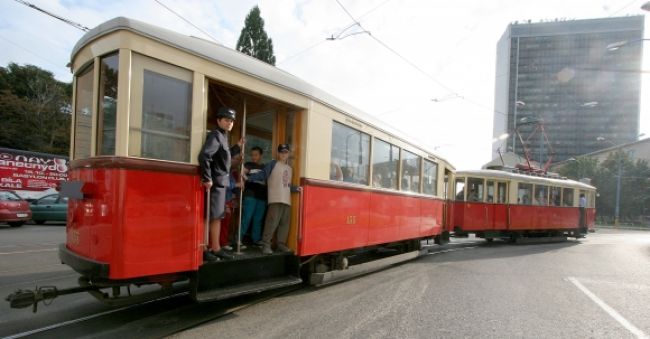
[253,241,264,247]
[233,243,247,250]
[261,244,273,255]
[203,250,219,262]
[222,245,233,251]
[276,244,293,253]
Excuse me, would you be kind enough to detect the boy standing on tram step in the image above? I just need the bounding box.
[238,146,267,247]
[198,107,243,261]
[244,144,302,255]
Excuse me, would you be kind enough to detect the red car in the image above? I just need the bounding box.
[0,190,31,227]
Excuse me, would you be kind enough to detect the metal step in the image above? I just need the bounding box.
[192,251,301,302]
[195,276,302,302]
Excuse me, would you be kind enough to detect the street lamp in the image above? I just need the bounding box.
[596,136,622,227]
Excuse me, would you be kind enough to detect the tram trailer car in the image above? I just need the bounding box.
[6,17,456,311]
[448,170,596,242]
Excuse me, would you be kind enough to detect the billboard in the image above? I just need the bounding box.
[0,147,68,192]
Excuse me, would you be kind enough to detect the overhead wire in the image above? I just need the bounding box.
[12,0,89,32]
[277,0,394,66]
[153,0,221,44]
[0,35,65,70]
[333,0,508,116]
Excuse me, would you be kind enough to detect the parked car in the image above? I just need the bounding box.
[0,190,31,227]
[30,194,68,224]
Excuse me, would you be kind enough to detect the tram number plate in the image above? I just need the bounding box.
[16,213,28,218]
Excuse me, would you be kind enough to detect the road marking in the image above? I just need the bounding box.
[0,248,57,255]
[568,277,648,339]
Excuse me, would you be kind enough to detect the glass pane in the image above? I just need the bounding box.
[39,195,57,205]
[518,183,533,205]
[497,182,507,203]
[562,189,570,206]
[467,177,484,202]
[74,64,94,159]
[422,159,438,195]
[97,53,119,156]
[486,181,495,203]
[0,191,22,201]
[550,187,562,206]
[534,185,548,205]
[455,178,465,201]
[371,138,399,189]
[138,69,192,162]
[330,122,370,185]
[401,151,421,193]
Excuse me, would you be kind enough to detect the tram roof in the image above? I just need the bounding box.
[72,17,453,170]
[455,169,596,190]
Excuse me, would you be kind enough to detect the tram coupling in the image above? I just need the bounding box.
[6,284,98,313]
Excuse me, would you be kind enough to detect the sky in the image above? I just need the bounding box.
[1,0,649,170]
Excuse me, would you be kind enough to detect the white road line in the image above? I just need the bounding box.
[568,277,649,339]
[0,248,57,255]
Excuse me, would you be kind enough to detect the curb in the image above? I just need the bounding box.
[595,225,650,231]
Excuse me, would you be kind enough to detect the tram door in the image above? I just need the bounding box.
[207,80,303,249]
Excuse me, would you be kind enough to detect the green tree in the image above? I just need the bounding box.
[593,151,650,224]
[558,156,598,181]
[0,63,71,155]
[236,6,276,65]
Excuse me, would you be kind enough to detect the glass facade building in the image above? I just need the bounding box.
[493,16,644,163]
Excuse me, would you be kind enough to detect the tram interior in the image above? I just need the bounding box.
[206,80,302,246]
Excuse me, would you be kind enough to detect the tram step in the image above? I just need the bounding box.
[195,276,302,302]
[193,252,301,302]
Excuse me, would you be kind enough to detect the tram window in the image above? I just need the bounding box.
[401,151,421,193]
[455,178,465,201]
[518,183,533,205]
[562,188,574,207]
[534,185,548,206]
[73,63,94,160]
[550,187,561,206]
[97,53,119,156]
[497,182,507,203]
[371,138,399,189]
[330,122,370,185]
[467,178,484,202]
[129,55,193,163]
[486,181,495,203]
[422,159,438,196]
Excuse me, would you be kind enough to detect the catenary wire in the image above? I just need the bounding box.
[12,0,89,32]
[153,0,221,44]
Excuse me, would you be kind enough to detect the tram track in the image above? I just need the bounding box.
[4,285,304,339]
[3,241,481,338]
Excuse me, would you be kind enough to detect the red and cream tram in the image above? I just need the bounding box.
[448,169,596,242]
[6,17,455,309]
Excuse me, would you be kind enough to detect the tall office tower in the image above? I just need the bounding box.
[492,16,644,164]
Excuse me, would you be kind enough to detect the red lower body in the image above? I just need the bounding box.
[299,180,444,256]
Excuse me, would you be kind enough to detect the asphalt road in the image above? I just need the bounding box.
[176,229,650,339]
[0,223,116,337]
[1,226,649,338]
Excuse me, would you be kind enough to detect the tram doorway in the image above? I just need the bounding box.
[206,80,303,248]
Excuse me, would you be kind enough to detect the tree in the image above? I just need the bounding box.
[236,6,276,65]
[0,63,71,155]
[558,156,598,181]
